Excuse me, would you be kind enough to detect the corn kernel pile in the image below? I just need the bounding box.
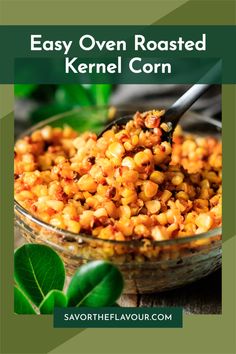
[14,110,222,242]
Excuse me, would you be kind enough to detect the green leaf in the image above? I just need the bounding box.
[67,261,124,307]
[39,290,67,314]
[14,84,37,97]
[56,85,92,106]
[14,286,36,314]
[14,244,65,306]
[90,84,112,105]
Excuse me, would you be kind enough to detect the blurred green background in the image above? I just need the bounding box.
[15,84,112,130]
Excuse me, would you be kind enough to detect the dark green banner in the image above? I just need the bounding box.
[54,307,183,328]
[0,25,235,83]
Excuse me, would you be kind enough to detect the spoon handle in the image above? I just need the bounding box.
[163,61,221,131]
[163,83,211,129]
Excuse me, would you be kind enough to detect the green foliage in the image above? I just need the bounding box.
[90,84,112,105]
[14,244,65,306]
[67,260,124,307]
[14,84,37,97]
[30,103,73,123]
[15,83,113,122]
[55,85,92,106]
[39,290,67,314]
[14,244,123,314]
[14,286,36,314]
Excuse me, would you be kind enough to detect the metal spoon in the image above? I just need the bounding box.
[98,62,221,142]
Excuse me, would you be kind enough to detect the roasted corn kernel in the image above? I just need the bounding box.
[14,109,222,244]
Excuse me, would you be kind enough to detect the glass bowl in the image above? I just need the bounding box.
[14,106,222,294]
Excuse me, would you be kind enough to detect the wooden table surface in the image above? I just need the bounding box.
[119,269,221,314]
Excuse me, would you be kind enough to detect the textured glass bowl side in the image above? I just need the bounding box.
[15,208,222,294]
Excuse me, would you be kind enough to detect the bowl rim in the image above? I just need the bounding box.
[14,106,222,247]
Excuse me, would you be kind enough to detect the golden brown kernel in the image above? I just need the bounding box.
[14,110,222,243]
[150,171,165,184]
[78,174,98,193]
[145,200,161,214]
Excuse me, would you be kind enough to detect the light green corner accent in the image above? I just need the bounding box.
[0,0,188,25]
[0,85,13,119]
